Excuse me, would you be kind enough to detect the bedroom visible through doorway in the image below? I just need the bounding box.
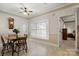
[59,15,76,49]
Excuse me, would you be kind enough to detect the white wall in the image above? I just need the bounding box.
[77,8,79,49]
[0,12,28,44]
[65,22,75,33]
[77,9,79,26]
[0,12,28,35]
[29,6,77,46]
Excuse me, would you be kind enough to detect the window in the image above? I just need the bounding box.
[30,20,49,40]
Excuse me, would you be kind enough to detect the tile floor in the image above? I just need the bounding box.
[0,39,79,56]
[61,38,75,49]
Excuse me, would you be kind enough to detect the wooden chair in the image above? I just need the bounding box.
[1,35,13,56]
[15,34,28,56]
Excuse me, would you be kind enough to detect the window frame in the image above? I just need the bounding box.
[30,20,49,40]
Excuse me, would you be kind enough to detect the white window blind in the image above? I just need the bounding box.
[30,20,49,40]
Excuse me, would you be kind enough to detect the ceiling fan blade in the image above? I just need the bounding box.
[20,3,26,9]
[20,3,27,10]
[20,7,24,10]
[18,12,22,13]
[16,11,22,14]
[29,11,32,12]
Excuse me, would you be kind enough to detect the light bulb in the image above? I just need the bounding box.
[10,22,13,24]
[23,12,27,15]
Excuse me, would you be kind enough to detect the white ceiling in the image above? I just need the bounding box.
[62,15,75,22]
[0,3,71,19]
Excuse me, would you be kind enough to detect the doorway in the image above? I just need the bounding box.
[59,15,76,49]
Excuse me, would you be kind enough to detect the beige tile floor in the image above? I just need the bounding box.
[0,39,79,56]
[61,38,75,49]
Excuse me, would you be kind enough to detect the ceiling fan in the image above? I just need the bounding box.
[19,3,33,16]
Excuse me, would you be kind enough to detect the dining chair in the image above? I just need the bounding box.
[15,34,28,56]
[1,35,13,56]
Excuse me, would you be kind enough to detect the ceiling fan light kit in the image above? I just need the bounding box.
[23,12,27,15]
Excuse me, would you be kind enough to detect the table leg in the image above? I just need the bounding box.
[12,41,14,56]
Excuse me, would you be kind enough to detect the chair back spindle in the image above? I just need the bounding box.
[1,36,5,46]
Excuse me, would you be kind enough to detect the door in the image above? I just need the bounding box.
[62,28,67,40]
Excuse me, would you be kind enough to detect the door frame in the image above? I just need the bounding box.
[58,17,64,47]
[74,9,78,51]
[58,14,77,50]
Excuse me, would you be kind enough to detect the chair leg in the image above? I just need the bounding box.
[25,44,27,53]
[17,46,20,56]
[1,48,5,56]
[6,45,9,52]
[12,44,14,56]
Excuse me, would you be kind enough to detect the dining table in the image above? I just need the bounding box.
[6,34,27,56]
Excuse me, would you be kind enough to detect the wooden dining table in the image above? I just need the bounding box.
[6,35,27,56]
